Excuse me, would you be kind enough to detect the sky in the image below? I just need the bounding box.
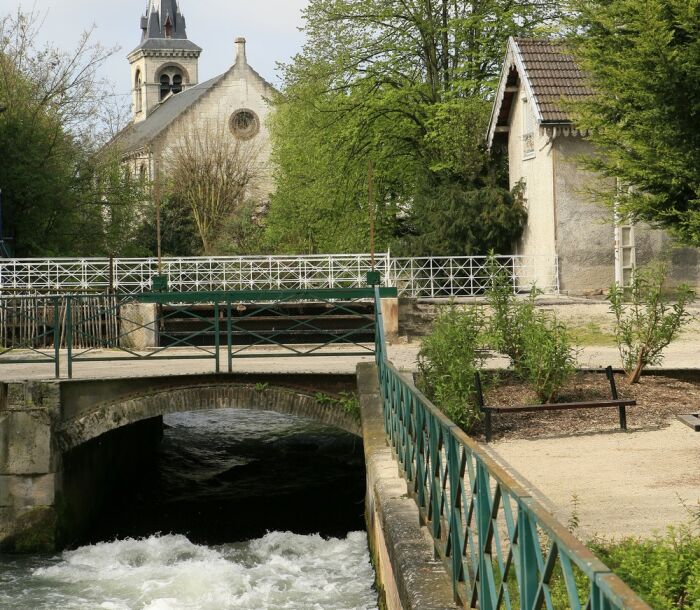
[3,0,309,99]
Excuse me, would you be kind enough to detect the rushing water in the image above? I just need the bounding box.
[0,409,378,610]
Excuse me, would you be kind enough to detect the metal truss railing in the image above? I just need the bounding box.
[391,256,559,298]
[0,254,559,297]
[0,288,397,379]
[373,287,650,610]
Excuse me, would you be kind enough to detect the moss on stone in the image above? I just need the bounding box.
[11,507,58,553]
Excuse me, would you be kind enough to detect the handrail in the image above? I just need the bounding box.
[0,289,394,378]
[372,286,650,610]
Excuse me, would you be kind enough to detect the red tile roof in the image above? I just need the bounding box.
[513,38,592,123]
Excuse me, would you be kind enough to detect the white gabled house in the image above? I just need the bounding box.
[488,37,699,295]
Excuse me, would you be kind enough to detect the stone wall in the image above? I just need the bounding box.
[0,382,61,551]
[509,80,558,289]
[358,363,457,610]
[553,138,616,295]
[554,137,700,295]
[153,46,276,205]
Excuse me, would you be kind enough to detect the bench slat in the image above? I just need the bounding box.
[483,399,636,414]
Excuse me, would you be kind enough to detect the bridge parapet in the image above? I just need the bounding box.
[0,287,397,379]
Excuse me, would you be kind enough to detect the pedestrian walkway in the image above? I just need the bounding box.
[0,342,697,382]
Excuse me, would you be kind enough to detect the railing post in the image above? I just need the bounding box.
[227,300,233,373]
[476,459,495,610]
[214,302,221,374]
[53,297,61,379]
[66,297,73,379]
[590,581,613,610]
[517,505,539,610]
[446,433,465,598]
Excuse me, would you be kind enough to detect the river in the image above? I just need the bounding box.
[0,409,378,610]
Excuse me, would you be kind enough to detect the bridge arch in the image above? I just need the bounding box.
[56,383,361,452]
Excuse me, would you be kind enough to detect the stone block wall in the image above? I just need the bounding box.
[0,382,61,551]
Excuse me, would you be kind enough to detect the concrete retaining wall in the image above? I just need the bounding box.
[357,363,457,610]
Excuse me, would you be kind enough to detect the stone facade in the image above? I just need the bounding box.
[117,1,275,207]
[489,37,699,295]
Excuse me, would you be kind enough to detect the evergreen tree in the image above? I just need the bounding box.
[569,0,700,247]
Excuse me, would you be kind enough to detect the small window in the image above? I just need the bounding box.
[229,109,260,140]
[172,74,183,95]
[522,97,536,160]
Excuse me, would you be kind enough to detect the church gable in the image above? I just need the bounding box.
[115,6,277,206]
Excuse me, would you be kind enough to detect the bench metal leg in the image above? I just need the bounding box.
[607,366,627,431]
[619,405,627,431]
[485,411,492,443]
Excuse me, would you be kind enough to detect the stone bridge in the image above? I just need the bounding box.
[1,368,457,609]
[0,373,358,548]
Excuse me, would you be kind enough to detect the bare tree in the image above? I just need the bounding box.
[163,121,261,254]
[0,8,120,147]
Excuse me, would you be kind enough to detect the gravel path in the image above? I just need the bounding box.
[488,420,700,540]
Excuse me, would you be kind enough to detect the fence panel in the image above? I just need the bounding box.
[0,254,558,297]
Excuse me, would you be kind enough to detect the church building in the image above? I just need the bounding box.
[115,0,275,204]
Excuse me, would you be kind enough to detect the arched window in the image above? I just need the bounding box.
[158,69,185,100]
[135,70,143,113]
[139,164,148,183]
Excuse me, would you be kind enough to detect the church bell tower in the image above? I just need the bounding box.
[127,0,202,122]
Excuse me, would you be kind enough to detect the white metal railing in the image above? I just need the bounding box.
[0,254,559,297]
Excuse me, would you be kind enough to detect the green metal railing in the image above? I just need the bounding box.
[372,287,650,610]
[0,288,396,378]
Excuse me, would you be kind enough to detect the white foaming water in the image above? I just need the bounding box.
[0,532,378,610]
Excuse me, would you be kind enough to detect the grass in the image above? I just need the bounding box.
[568,321,617,346]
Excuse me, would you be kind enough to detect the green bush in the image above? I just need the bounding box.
[591,527,700,610]
[485,260,537,371]
[608,263,695,384]
[417,305,486,431]
[520,312,577,403]
[486,260,575,402]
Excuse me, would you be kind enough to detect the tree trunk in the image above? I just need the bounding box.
[628,356,645,384]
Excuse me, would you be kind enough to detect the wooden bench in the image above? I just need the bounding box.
[475,366,637,442]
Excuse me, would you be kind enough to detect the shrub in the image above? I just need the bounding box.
[417,305,486,431]
[485,259,538,371]
[591,526,700,610]
[608,264,695,384]
[486,260,575,401]
[519,312,576,403]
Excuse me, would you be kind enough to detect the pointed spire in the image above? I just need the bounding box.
[141,0,188,41]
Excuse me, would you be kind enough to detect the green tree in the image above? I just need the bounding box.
[568,0,700,246]
[0,10,145,256]
[267,0,556,253]
[608,263,695,384]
